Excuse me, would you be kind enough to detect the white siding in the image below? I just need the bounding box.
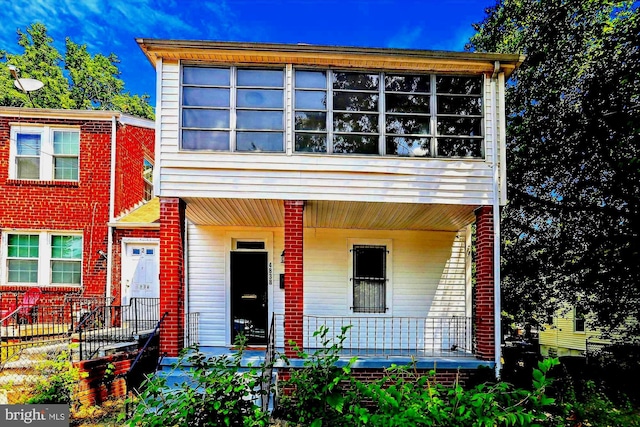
[188,224,469,349]
[158,64,502,206]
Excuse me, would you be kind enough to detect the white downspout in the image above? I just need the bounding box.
[106,115,117,302]
[491,61,502,377]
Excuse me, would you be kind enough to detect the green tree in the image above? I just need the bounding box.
[468,1,639,336]
[0,22,153,119]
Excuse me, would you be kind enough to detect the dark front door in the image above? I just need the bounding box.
[230,251,268,345]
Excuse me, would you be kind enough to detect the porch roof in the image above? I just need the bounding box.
[111,197,160,229]
[184,198,478,232]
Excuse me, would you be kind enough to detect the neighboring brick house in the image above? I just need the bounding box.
[137,39,522,380]
[0,107,155,311]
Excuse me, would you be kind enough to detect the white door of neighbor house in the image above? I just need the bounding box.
[122,242,160,325]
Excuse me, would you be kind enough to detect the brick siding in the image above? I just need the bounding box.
[284,200,304,357]
[474,206,495,360]
[159,197,186,356]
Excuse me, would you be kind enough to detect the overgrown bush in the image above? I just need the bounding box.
[128,337,272,427]
[276,326,562,426]
[275,325,357,426]
[26,350,79,405]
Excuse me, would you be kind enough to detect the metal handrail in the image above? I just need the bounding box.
[125,311,168,417]
[261,313,276,412]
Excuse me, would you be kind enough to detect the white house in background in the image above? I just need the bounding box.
[136,39,522,379]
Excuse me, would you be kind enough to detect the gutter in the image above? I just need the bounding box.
[491,61,502,377]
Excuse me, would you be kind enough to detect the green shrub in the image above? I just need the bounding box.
[276,325,357,427]
[27,351,79,405]
[127,337,272,427]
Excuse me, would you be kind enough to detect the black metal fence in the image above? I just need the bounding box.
[76,298,160,361]
[297,315,474,357]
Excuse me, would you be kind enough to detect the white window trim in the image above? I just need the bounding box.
[347,238,393,316]
[9,125,80,181]
[1,230,83,288]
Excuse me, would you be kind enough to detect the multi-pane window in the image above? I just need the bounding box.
[52,131,80,180]
[182,66,484,158]
[3,232,82,287]
[293,71,483,157]
[385,74,432,156]
[435,76,483,157]
[7,235,39,283]
[50,235,82,285]
[181,66,285,152]
[294,70,328,152]
[10,127,80,181]
[352,245,387,313]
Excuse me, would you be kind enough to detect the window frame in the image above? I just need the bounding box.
[1,230,83,288]
[292,69,484,158]
[180,65,286,153]
[347,238,392,316]
[573,306,586,333]
[180,64,486,159]
[9,125,80,181]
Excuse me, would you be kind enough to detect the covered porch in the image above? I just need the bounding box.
[159,197,497,365]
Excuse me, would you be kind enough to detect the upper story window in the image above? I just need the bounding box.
[10,126,80,181]
[181,66,285,152]
[294,70,483,157]
[180,65,483,158]
[3,231,82,287]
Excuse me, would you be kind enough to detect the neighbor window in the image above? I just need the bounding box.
[352,245,387,313]
[10,126,80,181]
[3,232,82,287]
[574,306,586,333]
[181,66,285,152]
[143,158,154,201]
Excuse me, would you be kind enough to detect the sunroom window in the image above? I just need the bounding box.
[181,65,483,158]
[293,71,483,157]
[181,66,285,152]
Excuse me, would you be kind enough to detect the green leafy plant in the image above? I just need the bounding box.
[26,350,79,405]
[128,335,273,427]
[276,325,357,427]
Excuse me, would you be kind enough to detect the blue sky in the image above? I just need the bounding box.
[1,0,494,106]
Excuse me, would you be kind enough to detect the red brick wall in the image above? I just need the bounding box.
[111,228,159,305]
[114,123,155,217]
[0,117,112,298]
[0,115,155,306]
[284,200,304,357]
[474,206,495,360]
[159,198,186,356]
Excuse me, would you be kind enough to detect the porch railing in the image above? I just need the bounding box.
[301,315,473,358]
[76,297,160,360]
[185,312,200,347]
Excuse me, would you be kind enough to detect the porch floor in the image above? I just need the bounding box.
[160,346,492,370]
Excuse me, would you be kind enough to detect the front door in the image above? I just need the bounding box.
[230,251,268,345]
[122,243,160,324]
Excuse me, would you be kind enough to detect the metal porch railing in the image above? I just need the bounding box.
[299,315,473,358]
[76,298,160,360]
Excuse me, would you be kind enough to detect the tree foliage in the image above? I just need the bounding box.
[469,1,639,336]
[0,22,153,119]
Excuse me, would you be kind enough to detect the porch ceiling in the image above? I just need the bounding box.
[184,198,477,231]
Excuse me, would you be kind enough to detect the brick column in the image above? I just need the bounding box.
[474,206,495,360]
[159,197,186,357]
[284,200,304,358]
